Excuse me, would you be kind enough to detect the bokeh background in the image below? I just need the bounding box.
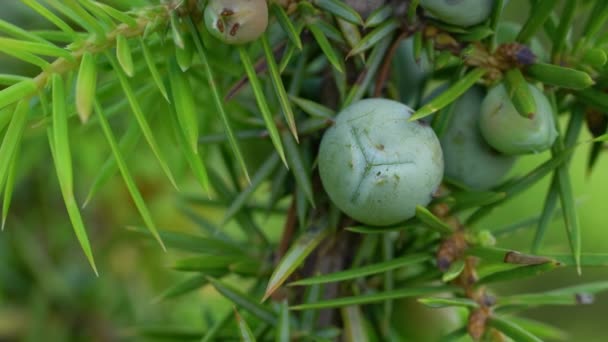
[0,1,607,341]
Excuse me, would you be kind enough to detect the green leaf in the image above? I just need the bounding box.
[238,46,288,167]
[223,153,280,225]
[170,11,185,49]
[128,226,244,255]
[550,253,608,267]
[201,310,233,342]
[173,254,243,272]
[167,105,210,193]
[365,5,393,28]
[187,17,250,182]
[447,191,507,213]
[21,0,76,36]
[410,68,486,121]
[516,0,556,43]
[442,259,465,282]
[531,180,560,253]
[77,0,114,27]
[0,19,52,44]
[0,80,37,110]
[0,74,28,87]
[75,52,97,123]
[168,59,199,153]
[263,224,332,301]
[0,49,49,69]
[290,253,431,286]
[343,36,391,107]
[83,120,141,207]
[276,300,290,342]
[208,277,277,325]
[467,246,548,264]
[282,132,315,207]
[489,316,542,342]
[476,262,560,286]
[105,52,179,189]
[61,0,106,38]
[116,34,135,77]
[457,26,494,42]
[270,3,302,50]
[51,74,73,193]
[154,274,207,302]
[551,0,576,58]
[314,0,362,25]
[580,1,608,42]
[556,158,581,274]
[504,68,536,118]
[345,225,408,234]
[206,170,270,245]
[526,63,594,90]
[307,19,344,73]
[347,19,399,58]
[0,102,29,196]
[507,317,567,341]
[337,18,362,54]
[94,2,137,27]
[497,281,608,308]
[467,149,575,227]
[575,87,608,113]
[1,142,18,230]
[234,308,257,342]
[94,101,166,251]
[418,297,478,309]
[341,306,368,342]
[139,37,170,102]
[136,327,204,340]
[0,37,73,61]
[48,129,98,275]
[289,96,335,118]
[290,286,456,310]
[415,205,453,235]
[175,37,194,72]
[261,35,299,142]
[439,327,468,342]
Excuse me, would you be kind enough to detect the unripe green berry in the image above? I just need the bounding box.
[420,0,495,27]
[479,83,558,155]
[440,86,516,190]
[318,99,444,226]
[204,0,268,45]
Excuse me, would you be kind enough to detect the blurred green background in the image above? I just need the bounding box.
[0,1,607,341]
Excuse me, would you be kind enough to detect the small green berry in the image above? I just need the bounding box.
[204,0,268,45]
[420,0,495,27]
[440,86,516,190]
[318,99,444,226]
[479,83,558,155]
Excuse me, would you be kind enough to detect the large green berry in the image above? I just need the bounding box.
[204,0,268,45]
[318,99,444,226]
[440,86,516,190]
[479,83,558,155]
[420,0,495,27]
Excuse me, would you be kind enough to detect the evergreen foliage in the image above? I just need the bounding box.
[1,0,608,340]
